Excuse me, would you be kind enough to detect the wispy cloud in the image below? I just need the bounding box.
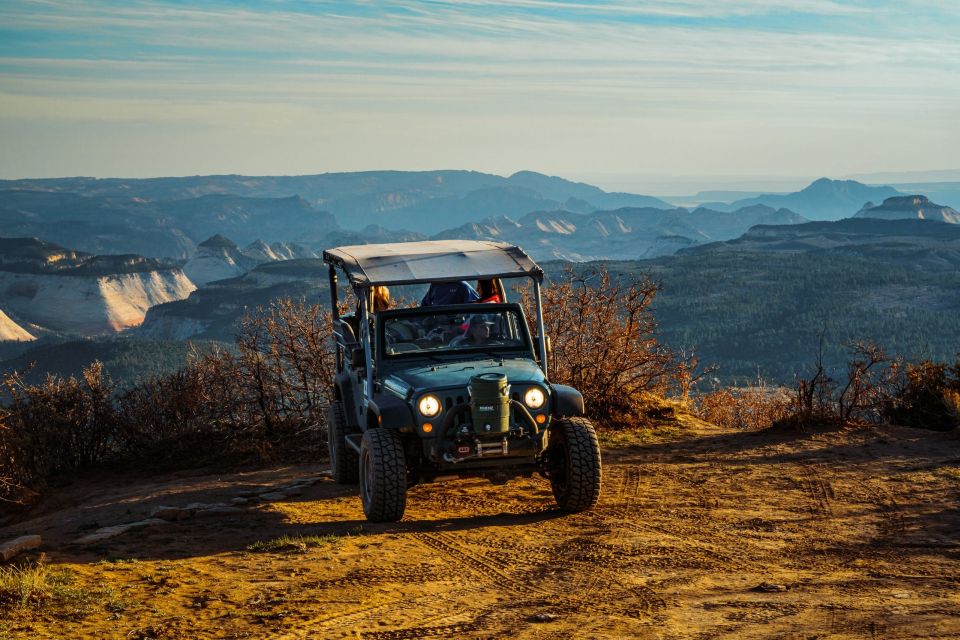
[0,0,957,179]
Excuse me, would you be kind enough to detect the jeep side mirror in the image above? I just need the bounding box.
[350,348,366,369]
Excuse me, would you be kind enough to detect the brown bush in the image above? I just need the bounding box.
[519,267,685,427]
[1,363,118,505]
[776,341,896,430]
[883,358,960,431]
[117,299,336,464]
[0,299,335,506]
[694,384,791,431]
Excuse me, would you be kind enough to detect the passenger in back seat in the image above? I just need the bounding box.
[421,281,479,306]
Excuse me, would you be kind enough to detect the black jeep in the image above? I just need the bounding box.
[322,240,602,522]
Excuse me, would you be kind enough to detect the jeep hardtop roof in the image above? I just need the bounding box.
[322,240,542,286]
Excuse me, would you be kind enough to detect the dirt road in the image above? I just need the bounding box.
[2,419,959,638]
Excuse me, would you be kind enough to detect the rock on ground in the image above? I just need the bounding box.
[1,535,42,561]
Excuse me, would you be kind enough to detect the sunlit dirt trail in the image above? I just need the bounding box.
[3,420,959,639]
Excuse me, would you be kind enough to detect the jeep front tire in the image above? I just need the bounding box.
[548,417,602,512]
[359,428,407,522]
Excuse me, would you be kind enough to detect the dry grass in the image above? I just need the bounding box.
[0,561,50,610]
[0,560,126,622]
[246,533,342,553]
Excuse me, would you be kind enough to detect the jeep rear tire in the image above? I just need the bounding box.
[359,428,407,522]
[328,401,359,484]
[548,417,602,512]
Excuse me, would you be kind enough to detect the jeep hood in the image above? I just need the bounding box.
[385,358,546,395]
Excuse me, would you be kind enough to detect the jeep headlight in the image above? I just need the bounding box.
[418,394,441,418]
[524,387,546,410]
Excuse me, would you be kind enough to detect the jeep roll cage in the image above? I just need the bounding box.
[322,240,551,389]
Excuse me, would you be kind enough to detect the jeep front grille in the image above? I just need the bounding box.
[444,395,467,429]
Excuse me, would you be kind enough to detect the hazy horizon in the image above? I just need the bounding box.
[2,167,959,199]
[2,1,958,184]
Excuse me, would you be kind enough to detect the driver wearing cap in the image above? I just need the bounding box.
[449,315,496,347]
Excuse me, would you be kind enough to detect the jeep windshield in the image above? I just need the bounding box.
[380,305,532,359]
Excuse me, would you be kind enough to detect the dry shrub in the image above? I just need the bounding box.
[233,298,336,436]
[690,342,958,433]
[115,350,241,465]
[118,299,335,464]
[0,299,335,505]
[694,384,791,431]
[774,341,895,430]
[883,359,960,431]
[520,267,685,427]
[1,363,117,505]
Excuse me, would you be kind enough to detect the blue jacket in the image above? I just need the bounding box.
[421,281,480,306]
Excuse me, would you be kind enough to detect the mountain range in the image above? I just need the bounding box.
[4,168,960,387]
[3,171,942,266]
[138,259,331,341]
[432,204,808,261]
[0,309,33,342]
[702,178,901,220]
[0,190,337,259]
[0,170,672,238]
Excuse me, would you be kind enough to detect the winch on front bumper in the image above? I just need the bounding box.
[415,373,551,473]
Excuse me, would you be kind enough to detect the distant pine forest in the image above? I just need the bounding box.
[607,252,960,384]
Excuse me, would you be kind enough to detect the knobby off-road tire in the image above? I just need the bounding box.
[359,428,407,522]
[328,401,359,484]
[549,417,602,512]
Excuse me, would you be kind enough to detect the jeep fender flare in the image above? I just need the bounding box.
[550,384,585,418]
[334,371,359,427]
[367,394,417,432]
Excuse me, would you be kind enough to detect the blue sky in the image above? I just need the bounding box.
[1,0,958,192]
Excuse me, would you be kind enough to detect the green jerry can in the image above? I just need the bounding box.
[468,373,511,435]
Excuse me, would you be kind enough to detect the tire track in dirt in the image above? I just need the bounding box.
[272,594,439,639]
[464,529,667,621]
[305,563,444,589]
[358,608,495,639]
[703,600,806,623]
[623,517,740,568]
[613,462,723,506]
[857,480,906,540]
[618,464,642,501]
[275,551,482,638]
[686,600,808,640]
[415,531,539,595]
[279,581,498,640]
[586,462,749,576]
[826,609,888,640]
[585,506,747,571]
[795,463,836,518]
